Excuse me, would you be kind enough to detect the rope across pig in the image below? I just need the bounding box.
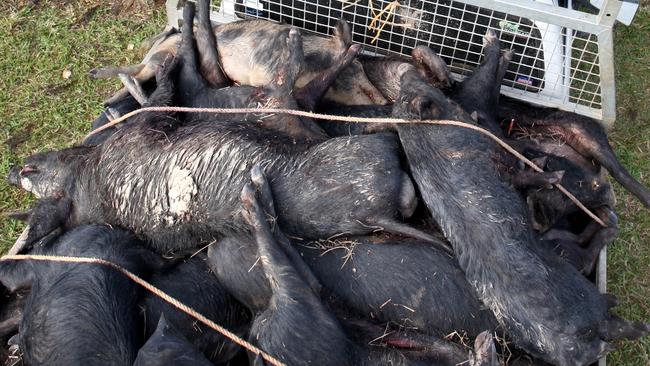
[85,106,608,227]
[0,254,288,366]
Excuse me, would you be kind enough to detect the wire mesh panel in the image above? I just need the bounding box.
[167,0,622,123]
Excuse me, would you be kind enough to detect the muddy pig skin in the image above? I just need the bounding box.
[0,225,167,366]
[141,254,250,364]
[134,315,213,366]
[8,113,429,254]
[393,64,649,365]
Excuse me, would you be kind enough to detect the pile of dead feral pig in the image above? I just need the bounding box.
[1,0,650,365]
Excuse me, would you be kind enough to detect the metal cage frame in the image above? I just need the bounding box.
[166,0,632,126]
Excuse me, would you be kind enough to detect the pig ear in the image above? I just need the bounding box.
[23,197,72,250]
[0,260,35,292]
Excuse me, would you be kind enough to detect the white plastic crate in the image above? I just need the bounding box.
[167,0,637,126]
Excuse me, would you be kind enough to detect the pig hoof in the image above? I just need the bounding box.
[502,48,516,62]
[602,293,619,309]
[250,165,265,185]
[530,156,548,170]
[240,183,259,228]
[483,29,498,46]
[470,331,497,366]
[596,206,618,227]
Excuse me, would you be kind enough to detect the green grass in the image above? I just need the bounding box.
[0,1,165,251]
[0,1,648,364]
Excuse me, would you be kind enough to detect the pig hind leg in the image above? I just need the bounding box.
[411,45,452,89]
[196,0,229,87]
[176,3,210,106]
[451,29,507,133]
[293,43,362,111]
[249,165,322,295]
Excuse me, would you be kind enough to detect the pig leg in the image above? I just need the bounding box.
[249,165,322,295]
[511,170,565,189]
[332,18,352,50]
[579,225,617,275]
[241,181,352,366]
[411,45,452,89]
[600,315,650,341]
[143,55,178,108]
[175,2,210,107]
[450,29,508,134]
[196,0,229,87]
[89,63,146,79]
[293,43,362,111]
[118,73,148,105]
[16,197,71,253]
[241,182,317,297]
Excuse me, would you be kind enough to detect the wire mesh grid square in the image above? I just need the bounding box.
[188,0,607,118]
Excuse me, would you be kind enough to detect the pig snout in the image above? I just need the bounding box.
[7,165,22,187]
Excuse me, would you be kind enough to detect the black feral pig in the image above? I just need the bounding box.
[510,136,616,232]
[209,232,496,339]
[231,168,492,366]
[499,97,650,209]
[133,315,213,366]
[141,254,250,364]
[540,207,618,275]
[7,44,437,254]
[393,52,650,365]
[0,225,168,366]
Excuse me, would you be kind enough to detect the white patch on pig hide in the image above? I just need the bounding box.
[166,166,197,223]
[20,177,35,196]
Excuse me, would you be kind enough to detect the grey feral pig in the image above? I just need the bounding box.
[7,57,434,254]
[140,254,250,364]
[173,2,337,141]
[393,56,650,365]
[229,169,494,366]
[93,3,383,106]
[0,225,169,366]
[499,96,650,209]
[134,315,213,366]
